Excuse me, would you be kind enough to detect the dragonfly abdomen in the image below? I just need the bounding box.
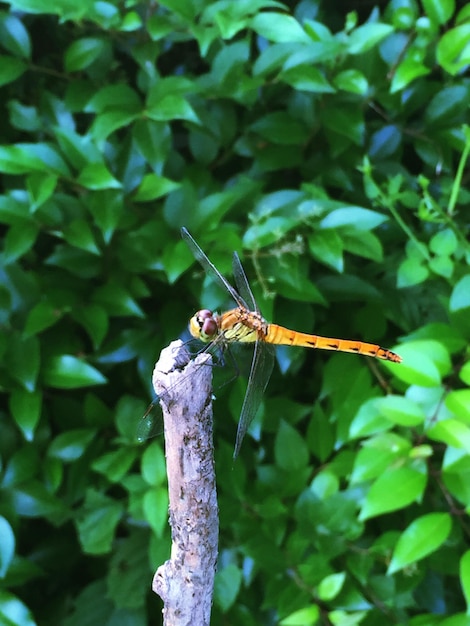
[265,324,402,363]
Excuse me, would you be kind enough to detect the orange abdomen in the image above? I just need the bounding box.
[265,324,402,363]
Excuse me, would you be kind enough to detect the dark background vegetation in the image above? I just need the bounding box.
[1,0,470,624]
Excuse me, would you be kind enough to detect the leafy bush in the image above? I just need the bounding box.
[1,0,470,624]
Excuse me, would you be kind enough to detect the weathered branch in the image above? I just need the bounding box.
[151,340,218,626]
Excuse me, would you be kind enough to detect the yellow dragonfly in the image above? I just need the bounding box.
[178,227,401,457]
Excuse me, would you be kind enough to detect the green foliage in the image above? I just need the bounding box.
[0,0,470,625]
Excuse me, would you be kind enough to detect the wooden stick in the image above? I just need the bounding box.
[152,340,218,626]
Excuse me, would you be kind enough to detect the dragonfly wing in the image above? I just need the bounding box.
[137,402,162,441]
[232,252,257,312]
[181,228,249,309]
[233,339,275,458]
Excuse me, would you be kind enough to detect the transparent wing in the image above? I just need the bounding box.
[181,227,249,309]
[182,227,274,458]
[233,339,275,458]
[137,400,163,441]
[232,252,258,313]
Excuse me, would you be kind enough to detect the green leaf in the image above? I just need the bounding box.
[397,257,429,287]
[91,448,138,483]
[120,10,142,31]
[65,37,108,71]
[133,173,180,202]
[422,0,455,25]
[351,434,411,483]
[48,429,96,461]
[429,255,453,279]
[43,355,107,389]
[333,69,368,94]
[0,590,36,626]
[85,83,141,113]
[348,23,394,54]
[274,257,326,304]
[2,447,40,488]
[391,58,431,93]
[460,362,470,386]
[27,173,58,211]
[450,275,470,312]
[107,530,149,610]
[243,216,299,249]
[0,13,31,58]
[349,398,391,440]
[274,421,309,471]
[90,110,139,143]
[76,489,124,554]
[93,282,144,318]
[280,65,335,93]
[24,301,63,336]
[253,41,298,76]
[320,106,364,144]
[115,395,148,442]
[141,441,167,487]
[0,55,26,86]
[146,95,200,124]
[250,112,308,145]
[0,143,69,175]
[0,516,15,577]
[388,513,452,574]
[320,207,387,231]
[11,482,65,517]
[308,230,344,272]
[0,141,51,174]
[63,219,100,254]
[73,303,108,349]
[158,0,197,20]
[7,333,40,392]
[87,190,124,244]
[460,550,470,614]
[59,580,113,625]
[311,470,339,500]
[214,564,242,613]
[280,605,320,625]
[142,487,168,537]
[343,230,383,262]
[428,419,470,453]
[425,86,468,126]
[250,12,312,43]
[4,221,39,263]
[9,389,42,441]
[429,228,458,255]
[436,23,470,75]
[374,395,426,427]
[445,390,470,422]
[318,572,346,601]
[389,341,445,387]
[8,100,41,132]
[77,163,121,190]
[359,465,427,520]
[52,128,98,168]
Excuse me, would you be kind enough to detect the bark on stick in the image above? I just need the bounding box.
[151,340,218,626]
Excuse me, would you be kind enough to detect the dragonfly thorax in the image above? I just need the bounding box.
[189,309,220,343]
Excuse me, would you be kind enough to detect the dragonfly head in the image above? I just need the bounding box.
[189,309,219,343]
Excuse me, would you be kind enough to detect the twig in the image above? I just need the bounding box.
[151,341,218,626]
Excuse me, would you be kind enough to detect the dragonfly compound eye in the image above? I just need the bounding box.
[189,309,219,341]
[200,316,218,341]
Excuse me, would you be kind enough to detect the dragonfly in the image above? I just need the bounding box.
[140,228,402,457]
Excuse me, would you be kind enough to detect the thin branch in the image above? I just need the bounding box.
[151,341,218,626]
